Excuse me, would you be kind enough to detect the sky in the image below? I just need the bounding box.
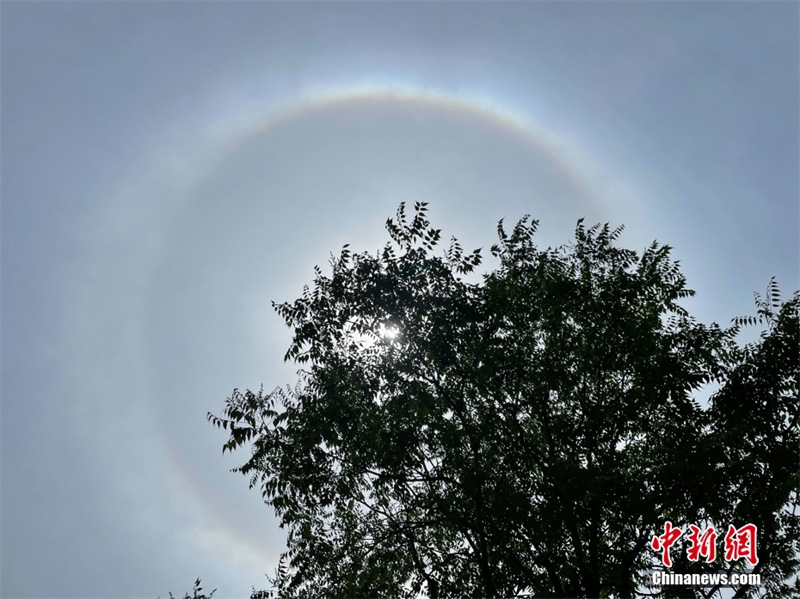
[2,2,797,598]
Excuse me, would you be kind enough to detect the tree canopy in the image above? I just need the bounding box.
[208,203,799,599]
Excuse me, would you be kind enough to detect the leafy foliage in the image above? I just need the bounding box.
[164,578,216,599]
[209,203,799,598]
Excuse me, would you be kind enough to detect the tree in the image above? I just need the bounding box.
[209,202,799,598]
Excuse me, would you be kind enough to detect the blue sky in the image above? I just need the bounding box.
[2,2,797,598]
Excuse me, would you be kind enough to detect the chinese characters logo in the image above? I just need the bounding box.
[651,522,758,567]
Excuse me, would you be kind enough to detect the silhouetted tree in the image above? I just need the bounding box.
[209,203,798,598]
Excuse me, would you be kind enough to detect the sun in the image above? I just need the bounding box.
[343,316,401,350]
[378,323,400,341]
